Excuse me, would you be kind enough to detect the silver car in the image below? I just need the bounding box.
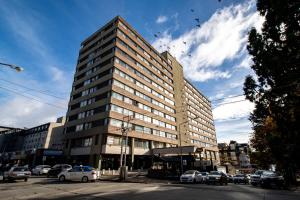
[180,170,203,183]
[3,166,31,182]
[32,165,51,175]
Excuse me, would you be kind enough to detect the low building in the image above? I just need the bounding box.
[0,117,66,166]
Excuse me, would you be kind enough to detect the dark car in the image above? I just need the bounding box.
[227,174,234,183]
[47,164,72,178]
[207,171,228,185]
[233,174,249,184]
[260,171,284,188]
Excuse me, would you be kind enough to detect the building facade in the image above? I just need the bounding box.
[23,117,66,151]
[0,117,65,166]
[218,141,251,174]
[64,16,218,169]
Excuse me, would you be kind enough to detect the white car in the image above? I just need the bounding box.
[200,172,209,182]
[58,166,100,182]
[180,170,203,183]
[32,165,51,175]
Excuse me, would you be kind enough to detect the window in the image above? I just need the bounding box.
[110,119,122,127]
[78,112,85,119]
[112,92,123,101]
[144,127,151,134]
[135,125,144,133]
[75,124,83,132]
[124,97,133,104]
[83,137,92,147]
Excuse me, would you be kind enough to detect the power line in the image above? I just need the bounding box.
[213,99,248,107]
[0,78,68,99]
[214,116,249,122]
[211,94,244,102]
[0,84,66,107]
[0,86,66,110]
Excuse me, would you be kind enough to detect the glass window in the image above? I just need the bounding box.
[112,92,123,101]
[135,125,144,133]
[110,119,122,127]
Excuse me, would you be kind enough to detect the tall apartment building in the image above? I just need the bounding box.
[64,16,218,169]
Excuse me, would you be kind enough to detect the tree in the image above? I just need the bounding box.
[244,0,300,186]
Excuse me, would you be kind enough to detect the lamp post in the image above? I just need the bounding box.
[0,62,24,72]
[178,115,200,175]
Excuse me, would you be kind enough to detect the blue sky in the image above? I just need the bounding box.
[0,0,264,143]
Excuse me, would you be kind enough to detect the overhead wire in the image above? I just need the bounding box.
[0,85,66,110]
[0,78,68,99]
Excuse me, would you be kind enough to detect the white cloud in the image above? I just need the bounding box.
[234,55,253,69]
[213,96,254,121]
[156,15,168,24]
[0,96,66,128]
[50,66,65,82]
[152,0,264,82]
[215,119,252,143]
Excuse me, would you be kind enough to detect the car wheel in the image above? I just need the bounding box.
[59,175,65,182]
[24,178,28,182]
[82,176,89,183]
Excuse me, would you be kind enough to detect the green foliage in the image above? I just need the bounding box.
[244,0,300,185]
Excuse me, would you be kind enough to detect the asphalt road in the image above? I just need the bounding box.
[0,177,299,200]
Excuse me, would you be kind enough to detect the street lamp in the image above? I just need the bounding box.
[0,62,24,72]
[178,115,200,175]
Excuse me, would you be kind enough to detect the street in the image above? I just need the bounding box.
[0,177,299,200]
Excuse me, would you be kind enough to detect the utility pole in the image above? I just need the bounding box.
[119,115,133,180]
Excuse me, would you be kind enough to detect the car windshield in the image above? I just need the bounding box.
[254,170,265,175]
[263,172,278,176]
[210,171,221,175]
[13,167,28,171]
[184,170,195,175]
[52,165,61,169]
[201,172,208,175]
[83,166,94,171]
[236,174,244,177]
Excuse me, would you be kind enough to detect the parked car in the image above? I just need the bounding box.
[3,166,31,182]
[207,171,228,185]
[32,165,51,175]
[260,171,284,188]
[200,172,209,183]
[228,175,235,183]
[47,164,72,178]
[233,174,249,184]
[250,170,268,186]
[180,170,203,183]
[58,166,99,182]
